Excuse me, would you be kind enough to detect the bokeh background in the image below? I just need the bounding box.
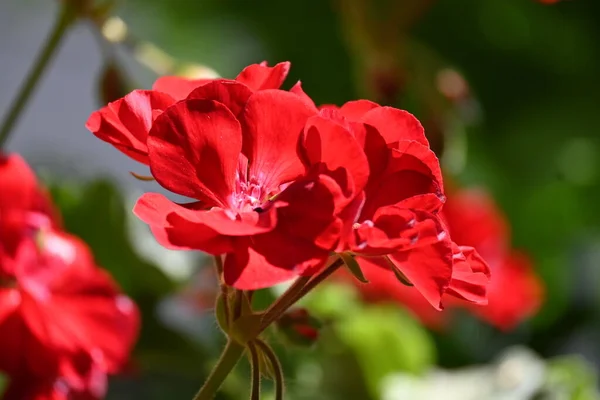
[1,0,600,398]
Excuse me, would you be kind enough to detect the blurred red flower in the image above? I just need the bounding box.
[352,187,543,331]
[0,154,139,399]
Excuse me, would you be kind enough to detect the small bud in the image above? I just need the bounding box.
[276,308,322,347]
[97,62,131,106]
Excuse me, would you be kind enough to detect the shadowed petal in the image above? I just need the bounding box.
[148,99,242,206]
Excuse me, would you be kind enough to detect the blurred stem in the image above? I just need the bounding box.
[192,340,245,400]
[248,342,261,400]
[255,340,284,400]
[214,256,231,328]
[0,5,74,148]
[259,256,344,331]
[260,276,310,331]
[292,257,344,304]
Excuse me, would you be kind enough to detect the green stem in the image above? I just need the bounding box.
[192,340,245,400]
[248,342,261,400]
[0,5,74,148]
[290,257,345,304]
[255,340,284,400]
[260,276,310,331]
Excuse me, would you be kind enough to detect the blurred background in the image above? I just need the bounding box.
[1,0,600,398]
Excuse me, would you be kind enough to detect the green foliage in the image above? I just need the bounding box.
[542,356,600,400]
[303,284,435,398]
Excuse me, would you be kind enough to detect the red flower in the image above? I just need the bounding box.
[443,189,543,330]
[87,62,489,305]
[352,188,542,331]
[313,100,490,309]
[86,61,302,165]
[88,63,346,289]
[0,154,139,399]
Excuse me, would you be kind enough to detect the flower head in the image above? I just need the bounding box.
[87,62,490,308]
[0,154,139,399]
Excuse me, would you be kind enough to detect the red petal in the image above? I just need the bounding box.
[223,238,327,290]
[302,112,370,195]
[134,193,276,253]
[469,251,542,330]
[338,100,380,120]
[289,81,318,111]
[235,61,290,91]
[223,241,300,289]
[241,90,316,190]
[152,76,212,101]
[361,142,444,219]
[387,239,454,310]
[445,246,490,305]
[442,188,510,263]
[273,175,345,251]
[11,239,139,375]
[86,90,175,165]
[0,153,39,211]
[186,79,253,116]
[353,207,444,256]
[353,257,448,329]
[147,99,242,205]
[361,107,429,146]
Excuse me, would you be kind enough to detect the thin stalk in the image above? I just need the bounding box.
[255,340,284,400]
[290,258,345,305]
[248,342,261,400]
[259,276,310,331]
[192,340,245,400]
[214,256,230,328]
[0,5,74,147]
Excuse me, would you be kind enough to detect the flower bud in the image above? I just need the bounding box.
[276,308,322,347]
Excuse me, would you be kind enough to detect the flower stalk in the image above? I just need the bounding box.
[0,4,74,147]
[255,340,284,400]
[192,340,245,400]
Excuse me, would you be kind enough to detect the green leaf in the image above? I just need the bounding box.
[340,253,368,283]
[384,256,413,287]
[48,179,176,297]
[336,305,435,398]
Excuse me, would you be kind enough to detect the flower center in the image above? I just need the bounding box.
[231,176,273,213]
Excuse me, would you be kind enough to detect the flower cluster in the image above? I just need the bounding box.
[87,61,490,312]
[356,186,543,331]
[0,154,139,399]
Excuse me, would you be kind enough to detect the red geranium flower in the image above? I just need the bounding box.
[351,187,542,331]
[88,63,345,289]
[87,62,489,306]
[313,100,490,309]
[0,154,139,399]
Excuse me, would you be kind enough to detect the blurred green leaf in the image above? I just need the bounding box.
[303,284,434,398]
[48,179,175,297]
[541,356,600,400]
[336,306,435,397]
